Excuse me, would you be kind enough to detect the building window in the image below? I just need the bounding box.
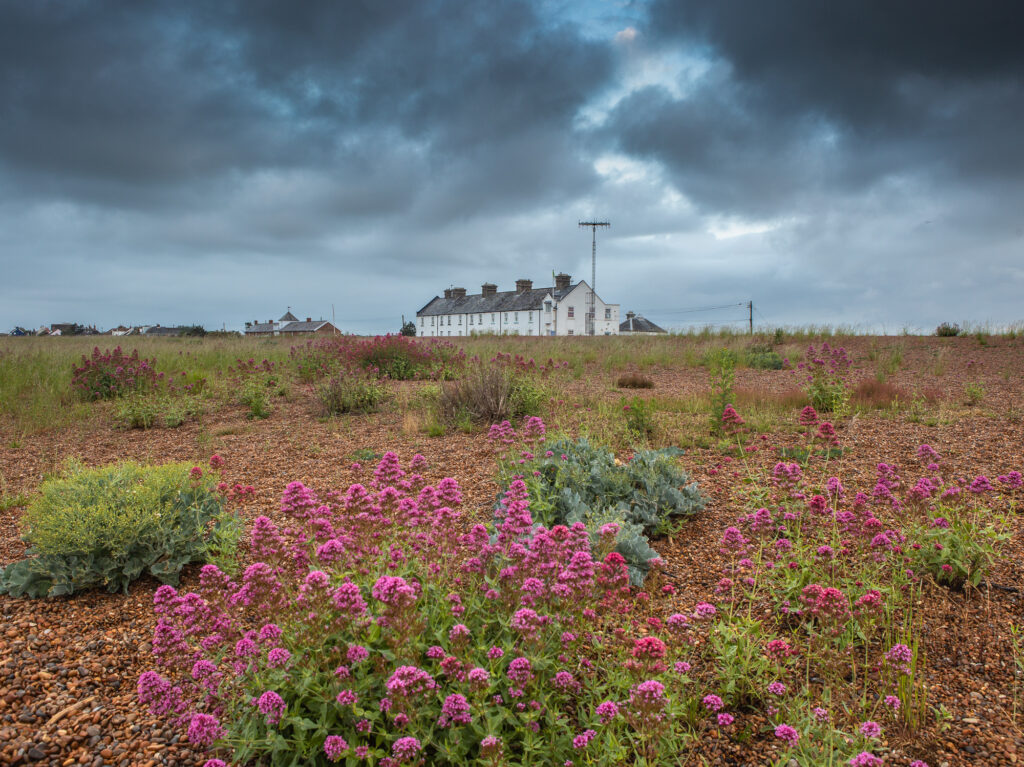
[544,301,552,312]
[514,312,518,323]
[479,314,483,323]
[469,315,473,325]
[419,317,423,326]
[528,311,532,322]
[568,329,574,335]
[503,313,508,322]
[447,316,451,326]
[491,313,495,322]
[568,306,575,318]
[458,315,462,325]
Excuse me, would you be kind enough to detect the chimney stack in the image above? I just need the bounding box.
[515,279,533,294]
[306,317,312,322]
[451,287,467,298]
[626,311,636,319]
[555,273,571,290]
[481,283,497,296]
[444,288,453,299]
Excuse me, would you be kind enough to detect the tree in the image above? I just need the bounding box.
[400,320,416,337]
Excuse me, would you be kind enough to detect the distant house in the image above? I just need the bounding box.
[144,325,185,337]
[246,312,336,337]
[619,311,667,335]
[416,273,620,337]
[279,318,340,336]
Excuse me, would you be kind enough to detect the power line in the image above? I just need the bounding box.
[643,301,747,316]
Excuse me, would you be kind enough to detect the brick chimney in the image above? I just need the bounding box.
[444,288,453,299]
[515,279,533,294]
[451,287,467,298]
[481,283,497,296]
[306,317,312,322]
[555,273,571,290]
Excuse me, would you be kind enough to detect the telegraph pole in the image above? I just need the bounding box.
[748,301,753,334]
[578,221,610,336]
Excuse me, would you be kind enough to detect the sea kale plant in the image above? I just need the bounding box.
[137,453,711,766]
[0,457,244,598]
[490,419,707,585]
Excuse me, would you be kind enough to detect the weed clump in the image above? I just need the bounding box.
[71,346,159,400]
[316,374,388,416]
[617,373,655,389]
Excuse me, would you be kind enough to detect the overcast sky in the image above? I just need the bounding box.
[2,1,1022,334]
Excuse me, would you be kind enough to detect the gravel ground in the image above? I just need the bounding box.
[1,334,1022,765]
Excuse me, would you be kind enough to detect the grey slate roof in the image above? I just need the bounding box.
[144,326,185,336]
[246,322,277,334]
[279,321,332,333]
[417,283,580,317]
[279,311,299,322]
[620,315,666,333]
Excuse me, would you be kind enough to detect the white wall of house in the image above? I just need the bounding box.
[416,281,619,337]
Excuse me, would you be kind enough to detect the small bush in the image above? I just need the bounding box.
[851,379,908,409]
[438,364,545,425]
[316,374,388,416]
[743,344,784,370]
[115,394,202,429]
[0,461,235,597]
[964,382,985,406]
[623,396,656,440]
[909,505,1009,590]
[706,349,737,432]
[71,346,159,400]
[935,322,961,337]
[617,373,654,389]
[239,377,274,419]
[798,343,851,414]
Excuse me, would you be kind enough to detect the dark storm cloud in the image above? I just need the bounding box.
[0,0,612,222]
[607,1,1024,216]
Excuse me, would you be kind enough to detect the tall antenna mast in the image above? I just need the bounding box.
[578,221,610,336]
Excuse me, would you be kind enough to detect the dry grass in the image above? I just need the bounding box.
[615,373,655,389]
[851,379,909,408]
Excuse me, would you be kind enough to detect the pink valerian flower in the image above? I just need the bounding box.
[765,639,793,662]
[998,470,1023,489]
[970,475,993,493]
[336,689,358,705]
[859,721,882,739]
[507,657,534,686]
[572,729,597,749]
[203,761,227,767]
[631,636,667,662]
[189,466,203,480]
[392,736,422,763]
[693,602,717,620]
[596,700,619,723]
[799,405,819,427]
[884,695,901,711]
[674,661,691,674]
[324,735,349,761]
[480,736,503,757]
[437,693,472,726]
[721,405,745,432]
[774,724,799,746]
[702,694,724,712]
[553,671,579,691]
[885,643,913,674]
[849,753,883,767]
[720,526,748,555]
[813,707,829,722]
[187,713,224,747]
[717,713,735,727]
[468,667,490,688]
[386,666,437,699]
[511,608,547,640]
[816,421,839,445]
[256,690,286,725]
[267,648,291,668]
[209,454,225,470]
[372,575,418,608]
[488,646,505,660]
[909,762,930,767]
[630,680,668,720]
[347,645,370,664]
[767,682,786,696]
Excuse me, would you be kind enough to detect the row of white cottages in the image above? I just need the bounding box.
[415,273,628,337]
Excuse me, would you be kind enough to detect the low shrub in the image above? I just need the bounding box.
[743,344,784,370]
[316,374,388,416]
[437,363,545,425]
[0,459,241,598]
[622,396,657,441]
[616,373,654,389]
[492,427,706,584]
[908,504,1009,590]
[935,322,961,337]
[851,379,908,409]
[964,382,985,406]
[794,343,851,414]
[71,346,159,400]
[290,335,465,382]
[706,348,736,432]
[114,393,202,429]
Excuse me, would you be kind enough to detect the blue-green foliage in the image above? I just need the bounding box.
[496,438,707,585]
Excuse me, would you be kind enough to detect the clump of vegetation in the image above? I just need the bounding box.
[852,379,907,409]
[963,381,985,406]
[114,393,203,429]
[0,459,242,598]
[437,361,545,426]
[493,426,706,584]
[316,374,388,416]
[795,343,851,414]
[706,348,737,432]
[290,335,464,382]
[230,357,281,419]
[935,322,962,337]
[743,344,784,370]
[622,396,657,441]
[616,372,654,389]
[71,346,159,400]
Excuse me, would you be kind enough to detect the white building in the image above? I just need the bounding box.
[416,274,620,337]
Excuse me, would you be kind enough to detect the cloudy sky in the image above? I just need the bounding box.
[2,1,1022,334]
